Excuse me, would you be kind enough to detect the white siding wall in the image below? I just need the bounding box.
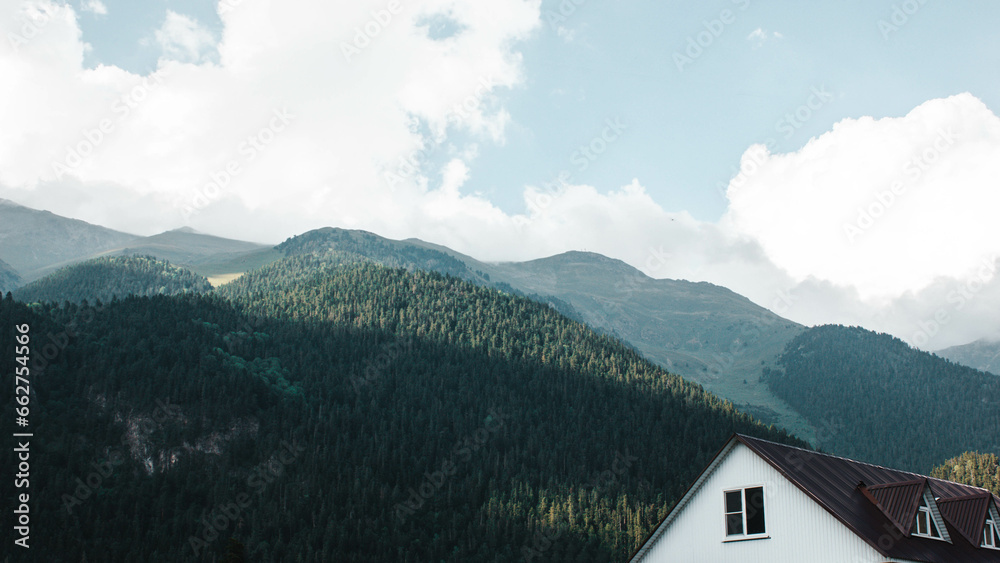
[639,443,913,563]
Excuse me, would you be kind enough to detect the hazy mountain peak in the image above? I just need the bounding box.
[166,226,203,235]
[936,338,1000,376]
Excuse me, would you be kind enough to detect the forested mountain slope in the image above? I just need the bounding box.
[765,325,1000,472]
[13,255,212,304]
[0,257,21,292]
[0,258,803,562]
[277,228,812,440]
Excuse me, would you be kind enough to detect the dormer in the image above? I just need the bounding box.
[861,479,951,543]
[936,492,1000,549]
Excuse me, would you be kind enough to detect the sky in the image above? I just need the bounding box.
[1,0,1000,351]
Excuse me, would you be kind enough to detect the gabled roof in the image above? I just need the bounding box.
[738,434,1000,562]
[629,434,1000,563]
[862,479,926,535]
[937,493,995,546]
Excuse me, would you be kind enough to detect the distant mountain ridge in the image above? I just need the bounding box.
[937,338,1000,376]
[0,199,279,285]
[0,199,140,280]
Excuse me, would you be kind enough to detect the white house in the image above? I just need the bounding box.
[629,434,1000,563]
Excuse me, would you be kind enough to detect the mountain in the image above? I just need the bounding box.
[486,251,809,437]
[0,258,804,562]
[0,199,281,285]
[764,324,1000,472]
[0,198,140,280]
[0,258,21,293]
[1,200,809,435]
[109,227,280,283]
[937,338,1000,376]
[278,227,812,439]
[13,255,212,304]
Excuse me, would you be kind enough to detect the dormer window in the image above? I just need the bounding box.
[724,486,766,539]
[912,495,942,539]
[985,509,1000,549]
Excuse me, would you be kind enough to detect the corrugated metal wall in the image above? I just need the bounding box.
[638,444,915,563]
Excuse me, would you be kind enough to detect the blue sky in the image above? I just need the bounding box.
[3,0,1000,349]
[73,0,1000,221]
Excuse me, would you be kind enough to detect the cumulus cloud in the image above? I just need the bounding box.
[723,93,1000,301]
[721,93,1000,348]
[154,11,215,63]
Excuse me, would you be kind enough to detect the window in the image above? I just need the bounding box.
[984,510,1000,549]
[724,486,766,538]
[912,495,942,539]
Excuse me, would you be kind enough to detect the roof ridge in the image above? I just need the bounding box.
[736,434,995,495]
[938,492,994,502]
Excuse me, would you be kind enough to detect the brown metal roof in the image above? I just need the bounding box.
[938,493,993,547]
[736,434,1000,563]
[864,479,925,535]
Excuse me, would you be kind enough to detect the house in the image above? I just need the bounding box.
[629,434,1000,563]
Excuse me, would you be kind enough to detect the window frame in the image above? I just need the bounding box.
[984,506,1000,550]
[911,492,947,541]
[722,485,769,542]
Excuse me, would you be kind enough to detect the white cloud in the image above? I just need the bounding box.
[723,93,1000,300]
[154,11,215,63]
[719,93,1000,348]
[80,0,106,15]
[747,27,782,48]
